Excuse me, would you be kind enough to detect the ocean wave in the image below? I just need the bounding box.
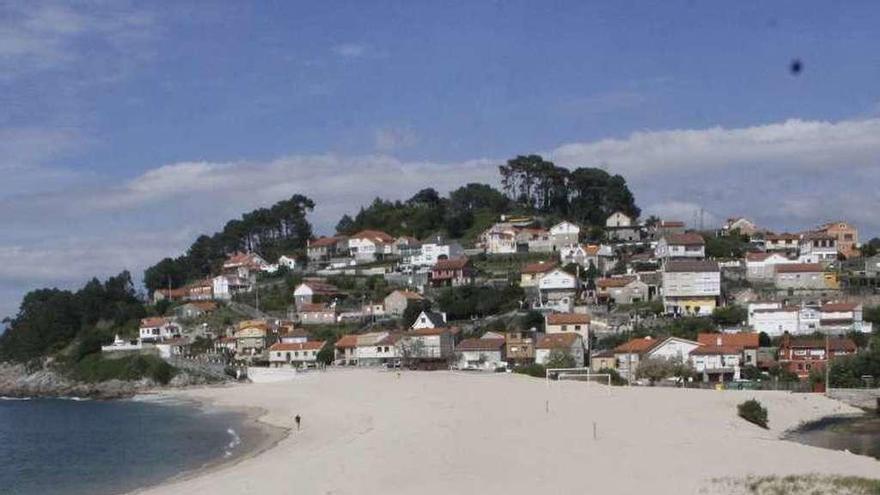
[224,428,242,457]
[0,396,32,401]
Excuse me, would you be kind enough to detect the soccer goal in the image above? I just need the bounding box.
[545,367,612,388]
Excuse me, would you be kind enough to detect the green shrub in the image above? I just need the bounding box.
[513,363,546,378]
[597,367,627,386]
[72,354,176,385]
[737,399,768,429]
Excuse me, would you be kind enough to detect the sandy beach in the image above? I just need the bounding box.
[134,369,880,495]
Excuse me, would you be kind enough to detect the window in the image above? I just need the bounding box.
[561,325,568,331]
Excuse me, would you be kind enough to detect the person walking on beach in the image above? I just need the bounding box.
[294,414,301,431]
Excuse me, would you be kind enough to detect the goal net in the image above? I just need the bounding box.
[545,367,612,387]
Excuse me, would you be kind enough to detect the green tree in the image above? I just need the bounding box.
[711,305,747,326]
[545,349,576,369]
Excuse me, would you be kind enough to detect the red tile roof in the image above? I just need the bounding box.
[270,341,326,352]
[433,257,470,271]
[334,334,359,348]
[596,276,637,288]
[536,333,582,349]
[664,233,705,246]
[820,302,859,312]
[614,337,659,354]
[299,303,333,313]
[309,236,344,248]
[140,317,171,328]
[697,332,759,349]
[663,260,719,273]
[546,313,591,325]
[659,220,685,228]
[690,345,742,356]
[350,230,395,244]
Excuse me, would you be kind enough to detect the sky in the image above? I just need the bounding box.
[2,0,880,319]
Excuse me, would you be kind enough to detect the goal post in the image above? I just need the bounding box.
[545,367,612,388]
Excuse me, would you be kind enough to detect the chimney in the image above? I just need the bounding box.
[716,336,722,346]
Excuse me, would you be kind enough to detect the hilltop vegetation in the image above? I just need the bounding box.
[0,272,145,363]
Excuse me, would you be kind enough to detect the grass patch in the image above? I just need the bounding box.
[71,353,176,385]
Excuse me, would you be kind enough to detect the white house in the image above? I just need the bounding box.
[750,305,800,336]
[798,232,838,265]
[606,212,633,228]
[535,333,585,368]
[538,269,580,310]
[549,221,580,250]
[293,281,340,308]
[479,223,518,254]
[406,242,464,267]
[268,341,326,367]
[764,233,800,252]
[689,345,742,382]
[545,313,591,348]
[455,338,506,370]
[411,310,447,329]
[645,337,702,362]
[655,233,706,260]
[156,337,191,359]
[403,327,455,360]
[139,317,180,343]
[774,263,829,290]
[277,255,298,270]
[661,260,720,316]
[348,230,395,262]
[356,332,401,366]
[820,302,871,334]
[516,228,552,253]
[744,252,797,281]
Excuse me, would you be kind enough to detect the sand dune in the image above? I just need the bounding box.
[136,369,879,495]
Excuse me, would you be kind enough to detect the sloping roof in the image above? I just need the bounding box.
[280,327,310,338]
[659,220,685,228]
[690,345,742,356]
[745,252,774,262]
[417,311,447,328]
[775,263,823,274]
[664,233,705,246]
[596,276,637,288]
[522,261,557,274]
[309,236,344,248]
[663,260,719,273]
[298,281,340,295]
[334,334,359,348]
[546,313,591,325]
[140,317,171,328]
[389,289,424,301]
[410,327,451,336]
[299,303,334,313]
[350,230,395,244]
[783,337,856,352]
[270,341,326,352]
[376,332,404,346]
[536,333,582,349]
[697,332,759,349]
[433,257,470,271]
[820,302,858,312]
[456,338,505,352]
[614,337,659,354]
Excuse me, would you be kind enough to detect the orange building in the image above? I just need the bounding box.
[819,221,859,259]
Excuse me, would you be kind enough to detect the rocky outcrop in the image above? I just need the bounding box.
[0,361,234,399]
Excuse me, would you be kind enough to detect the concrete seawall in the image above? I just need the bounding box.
[828,388,880,410]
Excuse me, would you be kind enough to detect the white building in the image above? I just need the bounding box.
[544,313,591,349]
[410,310,447,330]
[661,260,720,316]
[645,336,702,362]
[455,338,506,370]
[277,255,298,270]
[139,317,180,343]
[538,269,580,310]
[348,230,395,262]
[268,341,326,367]
[535,333,585,368]
[606,212,633,228]
[750,305,800,337]
[798,233,838,264]
[406,242,464,267]
[744,252,797,281]
[655,233,706,260]
[690,345,742,381]
[356,332,401,366]
[549,221,580,250]
[479,223,518,254]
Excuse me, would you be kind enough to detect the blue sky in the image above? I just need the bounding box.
[2,0,880,318]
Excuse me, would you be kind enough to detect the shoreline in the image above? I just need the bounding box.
[125,387,290,495]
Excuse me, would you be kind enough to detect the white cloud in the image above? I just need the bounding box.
[550,118,880,177]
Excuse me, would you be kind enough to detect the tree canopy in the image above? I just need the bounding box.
[0,271,145,362]
[143,194,314,292]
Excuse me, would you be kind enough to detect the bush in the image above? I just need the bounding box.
[72,354,176,385]
[513,363,546,378]
[737,399,768,429]
[597,367,627,386]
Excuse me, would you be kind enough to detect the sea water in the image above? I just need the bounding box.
[0,396,258,495]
